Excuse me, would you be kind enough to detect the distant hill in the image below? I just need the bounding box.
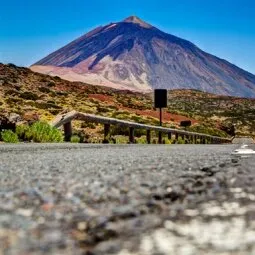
[32,16,255,98]
[1,63,255,139]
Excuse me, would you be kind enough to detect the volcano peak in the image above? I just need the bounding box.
[32,16,255,98]
[123,16,152,28]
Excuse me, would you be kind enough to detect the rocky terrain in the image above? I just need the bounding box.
[0,144,255,255]
[1,63,255,140]
[31,16,255,98]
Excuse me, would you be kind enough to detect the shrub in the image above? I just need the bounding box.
[131,115,147,124]
[20,91,39,100]
[38,87,51,93]
[48,81,56,87]
[70,135,80,143]
[25,121,63,143]
[34,102,62,110]
[1,130,19,143]
[97,106,109,113]
[40,77,48,82]
[135,136,147,144]
[49,109,62,115]
[55,91,67,96]
[113,135,129,144]
[16,125,30,140]
[5,89,19,96]
[164,138,172,144]
[6,97,22,104]
[177,137,185,144]
[152,138,157,144]
[110,125,129,136]
[188,124,228,137]
[134,128,147,137]
[81,122,97,129]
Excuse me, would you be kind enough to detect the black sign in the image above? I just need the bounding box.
[154,89,168,108]
[180,120,192,128]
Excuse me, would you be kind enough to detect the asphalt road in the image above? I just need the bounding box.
[0,144,255,255]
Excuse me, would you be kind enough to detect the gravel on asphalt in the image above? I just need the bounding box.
[0,144,254,255]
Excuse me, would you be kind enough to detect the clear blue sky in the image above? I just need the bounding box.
[0,0,255,74]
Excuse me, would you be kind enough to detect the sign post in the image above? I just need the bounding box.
[154,89,168,143]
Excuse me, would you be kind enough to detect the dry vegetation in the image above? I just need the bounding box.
[167,90,255,138]
[0,63,254,142]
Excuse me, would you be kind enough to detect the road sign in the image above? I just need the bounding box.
[154,89,167,109]
[154,89,168,143]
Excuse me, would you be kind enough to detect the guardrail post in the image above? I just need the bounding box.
[103,124,110,143]
[158,131,162,144]
[147,130,151,144]
[64,122,72,142]
[181,134,185,143]
[129,127,135,144]
[175,133,179,143]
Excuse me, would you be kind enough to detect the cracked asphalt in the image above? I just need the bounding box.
[0,144,254,255]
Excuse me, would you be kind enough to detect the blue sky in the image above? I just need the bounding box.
[0,0,255,74]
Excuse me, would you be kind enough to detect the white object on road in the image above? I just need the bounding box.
[231,144,255,155]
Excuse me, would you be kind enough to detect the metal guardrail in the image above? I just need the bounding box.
[52,110,231,144]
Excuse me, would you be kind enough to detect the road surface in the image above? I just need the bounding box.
[0,144,254,255]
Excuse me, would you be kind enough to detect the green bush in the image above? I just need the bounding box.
[112,135,129,144]
[25,121,63,143]
[177,137,185,144]
[70,135,80,143]
[16,125,30,140]
[1,130,19,143]
[135,136,147,144]
[133,128,147,137]
[110,125,130,136]
[164,138,172,144]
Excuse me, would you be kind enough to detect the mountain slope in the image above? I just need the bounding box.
[1,63,255,138]
[31,16,255,98]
